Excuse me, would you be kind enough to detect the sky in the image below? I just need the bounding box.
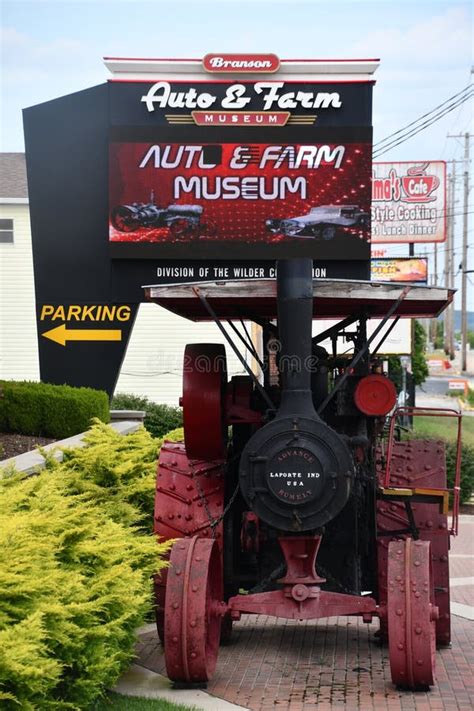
[1,0,473,308]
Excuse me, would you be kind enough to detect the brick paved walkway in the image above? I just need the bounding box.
[136,516,474,711]
[449,517,474,611]
[137,616,473,710]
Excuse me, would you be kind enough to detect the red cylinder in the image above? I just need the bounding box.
[354,374,397,416]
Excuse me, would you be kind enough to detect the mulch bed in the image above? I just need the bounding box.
[0,433,56,461]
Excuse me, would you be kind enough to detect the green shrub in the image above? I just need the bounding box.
[387,355,402,392]
[58,420,183,525]
[0,381,110,439]
[0,421,183,710]
[112,393,182,439]
[446,440,474,505]
[412,320,429,387]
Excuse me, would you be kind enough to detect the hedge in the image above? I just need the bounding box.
[0,381,110,439]
[112,393,182,439]
[0,421,183,710]
[446,440,474,505]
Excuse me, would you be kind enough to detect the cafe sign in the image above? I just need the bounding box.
[371,161,446,244]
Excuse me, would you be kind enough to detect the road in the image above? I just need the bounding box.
[418,375,459,396]
[416,373,473,415]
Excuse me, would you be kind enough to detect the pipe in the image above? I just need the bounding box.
[276,258,318,418]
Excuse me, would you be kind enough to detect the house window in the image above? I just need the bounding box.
[0,219,14,243]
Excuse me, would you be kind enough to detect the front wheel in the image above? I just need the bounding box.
[321,225,336,241]
[164,537,224,683]
[169,219,199,240]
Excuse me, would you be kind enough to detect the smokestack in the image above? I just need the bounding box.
[276,258,318,418]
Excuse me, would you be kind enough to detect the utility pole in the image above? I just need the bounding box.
[449,162,456,361]
[448,133,471,372]
[444,163,455,359]
[461,133,470,372]
[443,169,450,353]
[430,243,438,343]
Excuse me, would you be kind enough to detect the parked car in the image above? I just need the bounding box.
[266,205,370,240]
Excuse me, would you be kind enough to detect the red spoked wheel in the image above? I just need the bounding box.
[164,537,224,683]
[387,538,438,689]
[183,344,227,460]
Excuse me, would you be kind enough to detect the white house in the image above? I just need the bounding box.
[0,153,40,382]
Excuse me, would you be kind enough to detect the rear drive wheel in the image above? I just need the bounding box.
[182,343,227,460]
[111,206,139,232]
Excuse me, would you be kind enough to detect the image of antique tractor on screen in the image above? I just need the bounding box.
[111,192,205,239]
[266,204,370,239]
[147,261,461,691]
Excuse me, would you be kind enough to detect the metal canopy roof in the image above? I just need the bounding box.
[143,279,454,322]
[103,57,379,82]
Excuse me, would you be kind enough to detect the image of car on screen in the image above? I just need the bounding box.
[265,205,370,240]
[111,198,204,239]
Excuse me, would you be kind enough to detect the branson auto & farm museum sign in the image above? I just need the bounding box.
[23,54,378,395]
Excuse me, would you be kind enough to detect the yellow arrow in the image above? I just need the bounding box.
[42,324,122,347]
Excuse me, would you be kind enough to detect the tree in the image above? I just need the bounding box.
[387,354,402,392]
[388,321,428,391]
[412,320,429,386]
[434,320,444,350]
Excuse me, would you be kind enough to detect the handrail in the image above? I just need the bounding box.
[384,406,463,536]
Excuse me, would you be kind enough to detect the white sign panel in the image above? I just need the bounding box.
[371,161,446,244]
[313,318,411,355]
[448,380,467,392]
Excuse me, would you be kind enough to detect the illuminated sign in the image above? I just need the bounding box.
[203,53,280,73]
[110,77,374,260]
[372,161,446,244]
[109,142,370,257]
[371,258,428,284]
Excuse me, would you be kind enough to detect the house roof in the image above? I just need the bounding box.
[0,153,28,199]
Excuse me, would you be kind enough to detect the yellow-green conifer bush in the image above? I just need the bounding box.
[0,421,183,710]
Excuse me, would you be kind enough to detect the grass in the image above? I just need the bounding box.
[414,415,474,447]
[91,692,198,710]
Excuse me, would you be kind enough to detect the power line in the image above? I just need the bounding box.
[374,85,472,153]
[396,207,473,219]
[373,91,472,157]
[373,90,473,158]
[374,84,473,149]
[412,244,469,258]
[373,92,473,158]
[372,207,474,221]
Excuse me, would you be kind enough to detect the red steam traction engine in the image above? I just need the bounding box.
[146,260,461,690]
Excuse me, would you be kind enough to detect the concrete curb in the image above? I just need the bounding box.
[0,421,142,476]
[110,409,146,422]
[113,663,249,711]
[451,602,474,620]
